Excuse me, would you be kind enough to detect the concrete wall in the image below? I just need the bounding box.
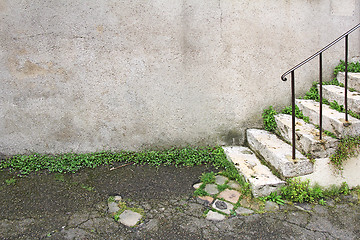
[0,0,359,155]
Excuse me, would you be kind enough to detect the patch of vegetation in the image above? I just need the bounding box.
[330,136,360,170]
[217,184,229,192]
[333,60,360,76]
[54,173,65,182]
[5,178,16,185]
[279,179,351,204]
[280,179,323,203]
[0,146,236,177]
[281,105,310,123]
[259,191,285,205]
[200,172,215,184]
[193,183,209,197]
[262,106,278,132]
[329,100,360,119]
[80,183,95,192]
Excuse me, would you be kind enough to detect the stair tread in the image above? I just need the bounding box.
[296,99,360,138]
[337,72,360,92]
[320,84,360,114]
[247,129,313,178]
[223,146,285,197]
[275,114,338,158]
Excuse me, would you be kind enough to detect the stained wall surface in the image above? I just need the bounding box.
[0,0,359,154]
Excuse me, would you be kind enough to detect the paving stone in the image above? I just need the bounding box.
[215,175,228,185]
[264,201,279,212]
[118,210,142,227]
[212,200,234,215]
[205,184,219,195]
[197,196,214,206]
[108,202,120,214]
[206,210,226,221]
[193,183,202,190]
[294,202,312,211]
[235,207,254,215]
[227,180,241,190]
[217,189,241,204]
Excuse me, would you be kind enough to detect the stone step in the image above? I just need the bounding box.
[337,72,360,92]
[319,84,360,114]
[296,99,360,138]
[222,146,285,197]
[275,114,338,158]
[246,129,313,178]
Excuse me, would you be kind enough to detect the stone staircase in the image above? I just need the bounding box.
[223,72,360,197]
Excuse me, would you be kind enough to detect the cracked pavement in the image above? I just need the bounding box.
[1,163,359,239]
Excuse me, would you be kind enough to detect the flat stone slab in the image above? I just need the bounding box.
[275,114,338,158]
[227,180,241,190]
[108,202,120,214]
[264,201,279,212]
[320,84,360,114]
[223,146,285,197]
[247,129,313,178]
[296,99,360,138]
[215,175,228,185]
[193,183,202,189]
[235,207,254,215]
[197,196,214,206]
[206,210,226,221]
[217,189,241,204]
[212,199,234,215]
[337,72,360,92]
[205,184,219,195]
[118,210,142,227]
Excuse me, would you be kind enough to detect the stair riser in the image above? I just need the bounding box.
[337,72,360,92]
[247,129,313,178]
[275,114,338,158]
[296,99,360,138]
[319,85,360,114]
[223,146,285,197]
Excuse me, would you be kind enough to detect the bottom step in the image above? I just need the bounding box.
[223,146,285,197]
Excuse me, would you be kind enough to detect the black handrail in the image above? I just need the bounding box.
[281,23,360,160]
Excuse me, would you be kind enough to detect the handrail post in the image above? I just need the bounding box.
[345,35,349,122]
[319,53,323,140]
[291,71,296,160]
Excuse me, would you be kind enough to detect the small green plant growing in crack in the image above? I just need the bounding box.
[330,136,360,170]
[5,178,16,185]
[262,106,278,132]
[259,192,285,205]
[200,172,215,184]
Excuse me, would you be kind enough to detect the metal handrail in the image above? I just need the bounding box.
[281,23,360,160]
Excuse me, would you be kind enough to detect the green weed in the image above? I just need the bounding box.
[262,106,278,132]
[5,178,16,185]
[330,136,360,170]
[200,172,215,184]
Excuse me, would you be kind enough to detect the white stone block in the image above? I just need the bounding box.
[320,84,360,114]
[337,72,360,92]
[223,146,285,197]
[275,114,338,158]
[247,129,313,178]
[296,99,360,138]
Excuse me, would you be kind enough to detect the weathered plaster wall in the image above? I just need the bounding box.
[0,0,359,154]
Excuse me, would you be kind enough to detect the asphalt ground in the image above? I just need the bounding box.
[1,163,359,239]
